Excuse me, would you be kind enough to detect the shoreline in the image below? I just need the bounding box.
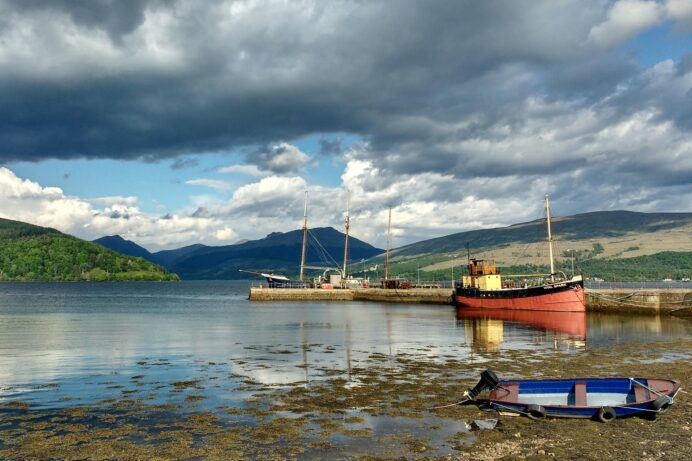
[249,286,692,314]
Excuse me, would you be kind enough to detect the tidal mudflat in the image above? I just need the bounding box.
[1,282,691,459]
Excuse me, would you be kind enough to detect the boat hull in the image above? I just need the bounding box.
[489,377,681,419]
[456,280,585,312]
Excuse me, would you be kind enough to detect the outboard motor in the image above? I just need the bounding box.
[464,369,499,400]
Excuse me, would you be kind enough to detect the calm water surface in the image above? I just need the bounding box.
[1,281,691,410]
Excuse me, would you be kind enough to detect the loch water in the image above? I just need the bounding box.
[1,281,691,410]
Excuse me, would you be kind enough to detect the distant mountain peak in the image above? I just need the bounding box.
[100,234,126,241]
[93,235,153,259]
[162,225,383,280]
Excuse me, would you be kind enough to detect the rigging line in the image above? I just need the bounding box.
[307,237,331,267]
[307,230,340,268]
[305,232,332,267]
[312,234,339,268]
[509,205,545,268]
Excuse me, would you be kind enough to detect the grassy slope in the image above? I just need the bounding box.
[0,218,178,281]
[384,251,692,282]
[391,210,692,257]
[366,210,692,281]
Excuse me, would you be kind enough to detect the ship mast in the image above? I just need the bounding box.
[342,194,350,278]
[299,190,308,282]
[545,194,555,283]
[384,206,392,281]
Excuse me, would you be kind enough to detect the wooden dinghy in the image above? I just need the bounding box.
[465,370,682,423]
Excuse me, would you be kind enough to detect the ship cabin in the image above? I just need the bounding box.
[462,258,502,291]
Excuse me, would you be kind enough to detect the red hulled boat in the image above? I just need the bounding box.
[455,195,586,312]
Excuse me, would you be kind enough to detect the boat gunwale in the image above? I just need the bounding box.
[460,280,583,293]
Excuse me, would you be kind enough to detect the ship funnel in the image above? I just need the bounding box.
[465,369,499,400]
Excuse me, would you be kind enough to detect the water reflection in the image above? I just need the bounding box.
[455,307,692,352]
[457,308,587,352]
[1,282,691,409]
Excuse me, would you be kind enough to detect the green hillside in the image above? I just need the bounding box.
[497,251,692,282]
[389,210,692,258]
[385,251,692,282]
[0,218,178,281]
[365,210,692,281]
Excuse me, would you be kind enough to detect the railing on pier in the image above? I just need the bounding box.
[251,280,457,290]
[251,281,311,289]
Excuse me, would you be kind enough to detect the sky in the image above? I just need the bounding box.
[0,0,690,251]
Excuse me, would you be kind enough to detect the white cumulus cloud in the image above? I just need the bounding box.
[589,0,665,47]
[185,178,233,191]
[0,167,236,251]
[666,0,692,29]
[218,164,268,177]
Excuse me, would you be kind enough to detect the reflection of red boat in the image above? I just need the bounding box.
[456,308,586,339]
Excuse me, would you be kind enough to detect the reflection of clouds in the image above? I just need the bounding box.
[236,366,309,386]
[3,282,692,405]
[0,312,239,388]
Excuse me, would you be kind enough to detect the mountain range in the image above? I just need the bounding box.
[93,210,692,281]
[2,209,687,282]
[94,227,383,280]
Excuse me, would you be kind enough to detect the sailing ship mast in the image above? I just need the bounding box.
[299,190,308,282]
[545,194,555,283]
[384,206,392,281]
[342,194,350,278]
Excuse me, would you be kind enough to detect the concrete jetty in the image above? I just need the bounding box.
[249,287,453,304]
[250,286,692,313]
[585,288,692,314]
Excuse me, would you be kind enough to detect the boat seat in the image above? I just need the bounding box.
[491,383,519,403]
[574,381,587,406]
[633,384,650,403]
[646,379,675,394]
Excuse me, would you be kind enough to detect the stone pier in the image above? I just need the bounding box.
[249,286,692,313]
[249,287,454,304]
[585,288,692,314]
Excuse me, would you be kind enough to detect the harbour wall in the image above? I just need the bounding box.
[249,287,692,313]
[249,288,354,302]
[249,287,453,304]
[585,289,692,314]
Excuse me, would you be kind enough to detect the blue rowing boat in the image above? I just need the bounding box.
[466,370,682,422]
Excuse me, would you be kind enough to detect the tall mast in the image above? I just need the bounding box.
[384,206,392,281]
[545,194,555,283]
[299,190,308,282]
[342,193,350,278]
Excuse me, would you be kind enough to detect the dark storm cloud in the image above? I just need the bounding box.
[244,143,309,174]
[0,0,689,209]
[4,0,160,40]
[0,0,605,162]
